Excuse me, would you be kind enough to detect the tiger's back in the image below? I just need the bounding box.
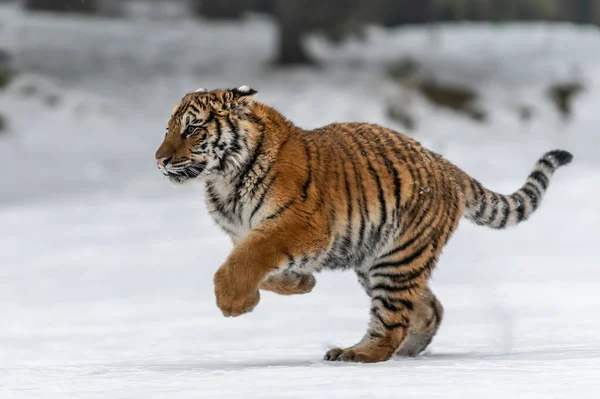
[155,86,573,363]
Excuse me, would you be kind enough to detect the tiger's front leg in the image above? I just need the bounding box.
[260,271,316,296]
[234,238,317,296]
[214,223,326,317]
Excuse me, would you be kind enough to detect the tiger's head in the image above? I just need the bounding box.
[155,85,258,185]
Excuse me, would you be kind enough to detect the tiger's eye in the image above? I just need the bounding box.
[184,126,195,137]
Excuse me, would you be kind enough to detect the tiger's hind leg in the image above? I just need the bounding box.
[324,244,435,363]
[395,285,444,357]
[325,182,462,363]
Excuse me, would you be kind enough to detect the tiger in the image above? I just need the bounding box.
[155,85,573,363]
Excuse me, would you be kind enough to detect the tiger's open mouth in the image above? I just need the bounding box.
[165,162,206,183]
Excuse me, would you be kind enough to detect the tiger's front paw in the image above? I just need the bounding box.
[213,266,260,317]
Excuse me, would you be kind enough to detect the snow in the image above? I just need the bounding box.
[1,3,600,398]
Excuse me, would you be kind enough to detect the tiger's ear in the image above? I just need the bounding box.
[231,85,258,99]
[228,85,257,114]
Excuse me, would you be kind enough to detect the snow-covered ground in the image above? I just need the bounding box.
[1,3,599,398]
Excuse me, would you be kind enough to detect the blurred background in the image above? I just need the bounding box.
[1,1,599,396]
[0,0,597,203]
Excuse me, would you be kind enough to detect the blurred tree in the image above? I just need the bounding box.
[24,0,97,13]
[190,0,257,19]
[193,0,368,65]
[594,0,600,24]
[434,0,560,21]
[0,48,11,133]
[385,0,435,26]
[572,0,593,23]
[272,0,313,65]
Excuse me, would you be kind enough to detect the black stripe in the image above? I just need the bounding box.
[380,227,421,259]
[382,203,438,260]
[371,242,430,271]
[311,139,326,214]
[329,234,342,257]
[525,181,542,198]
[345,128,387,241]
[226,116,240,152]
[205,182,236,225]
[325,161,340,240]
[364,128,402,215]
[220,225,236,237]
[368,331,385,339]
[371,265,426,283]
[249,173,279,223]
[175,102,190,118]
[521,186,539,211]
[189,103,201,114]
[372,296,401,312]
[249,161,275,199]
[487,192,499,225]
[214,154,228,173]
[380,244,405,260]
[539,159,554,171]
[372,164,387,240]
[497,196,511,229]
[357,269,368,280]
[405,149,423,211]
[431,187,460,255]
[373,311,408,330]
[266,199,295,220]
[406,154,440,235]
[233,128,265,209]
[513,193,526,222]
[203,112,215,125]
[371,282,420,293]
[300,138,313,202]
[383,130,420,212]
[398,162,444,248]
[214,118,223,146]
[398,176,434,244]
[473,181,487,220]
[468,179,479,207]
[341,165,354,252]
[431,298,442,324]
[246,124,280,200]
[425,298,442,329]
[529,170,549,190]
[335,136,368,248]
[373,296,414,312]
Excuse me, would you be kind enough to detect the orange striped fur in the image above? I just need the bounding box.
[155,86,573,363]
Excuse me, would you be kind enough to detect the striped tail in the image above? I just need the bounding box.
[463,150,573,229]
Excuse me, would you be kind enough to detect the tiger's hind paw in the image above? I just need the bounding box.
[260,273,316,296]
[323,344,393,364]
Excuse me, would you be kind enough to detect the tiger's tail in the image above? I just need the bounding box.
[460,150,573,229]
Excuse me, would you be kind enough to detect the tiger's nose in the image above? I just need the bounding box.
[157,156,172,166]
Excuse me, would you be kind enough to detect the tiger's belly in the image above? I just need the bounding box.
[282,223,399,275]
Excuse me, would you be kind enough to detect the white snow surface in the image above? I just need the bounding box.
[1,4,599,398]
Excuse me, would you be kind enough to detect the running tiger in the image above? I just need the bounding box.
[155,86,573,363]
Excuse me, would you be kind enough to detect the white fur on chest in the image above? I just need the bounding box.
[203,178,257,242]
